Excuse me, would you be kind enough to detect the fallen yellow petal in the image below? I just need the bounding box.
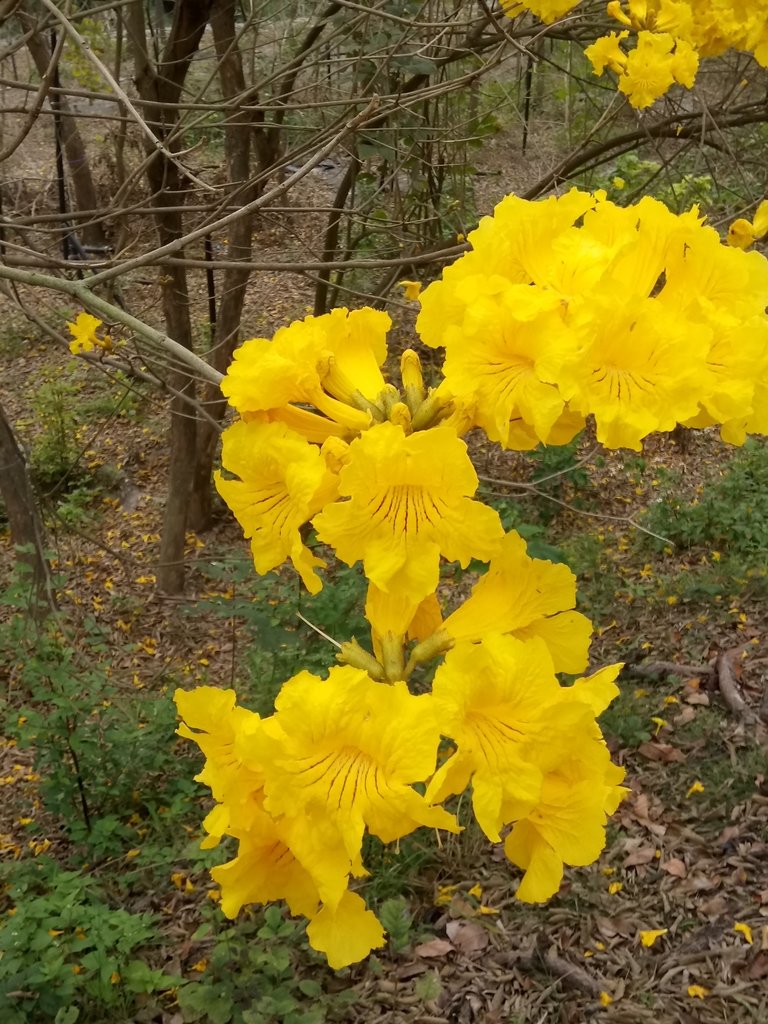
[734,922,753,945]
[639,928,668,947]
[687,984,709,999]
[686,780,705,798]
[600,991,613,1006]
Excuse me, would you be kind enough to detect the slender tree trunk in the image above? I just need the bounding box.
[127,0,213,593]
[187,0,258,531]
[0,398,55,618]
[18,8,107,252]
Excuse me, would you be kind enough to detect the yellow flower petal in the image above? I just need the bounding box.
[306,891,385,970]
[639,928,668,947]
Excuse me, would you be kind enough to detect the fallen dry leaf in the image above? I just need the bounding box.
[747,952,768,980]
[624,845,658,867]
[445,920,489,956]
[414,938,455,959]
[662,857,688,878]
[637,741,686,763]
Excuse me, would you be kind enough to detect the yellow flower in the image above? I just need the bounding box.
[599,991,613,1006]
[685,780,705,797]
[262,666,459,860]
[174,687,266,847]
[215,420,338,594]
[734,922,753,944]
[549,294,708,450]
[439,285,574,447]
[687,984,709,999]
[435,531,593,674]
[608,881,623,895]
[500,0,580,22]
[585,31,630,75]
[427,634,620,851]
[211,808,327,919]
[220,308,390,442]
[398,279,422,301]
[313,423,503,609]
[639,928,668,947]
[728,218,755,250]
[67,312,103,354]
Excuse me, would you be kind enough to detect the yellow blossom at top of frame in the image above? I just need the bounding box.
[499,0,580,22]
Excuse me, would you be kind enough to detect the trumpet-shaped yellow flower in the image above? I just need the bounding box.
[261,667,459,863]
[215,419,338,593]
[174,685,263,806]
[585,31,629,75]
[500,0,579,22]
[211,806,323,919]
[546,295,708,450]
[220,308,390,441]
[67,312,109,354]
[427,636,599,842]
[436,532,593,674]
[416,189,599,349]
[313,422,504,607]
[440,287,574,447]
[504,747,627,903]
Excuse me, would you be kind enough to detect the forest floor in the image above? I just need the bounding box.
[1,49,768,1024]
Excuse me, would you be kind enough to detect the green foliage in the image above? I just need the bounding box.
[0,861,179,1023]
[62,17,113,94]
[29,380,81,492]
[644,439,768,556]
[2,582,197,859]
[177,908,353,1024]
[189,558,367,711]
[377,897,413,954]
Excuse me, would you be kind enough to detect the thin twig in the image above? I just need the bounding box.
[296,612,342,650]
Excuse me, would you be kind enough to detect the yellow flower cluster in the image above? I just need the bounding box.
[417,188,768,449]
[176,571,625,967]
[502,1,768,108]
[172,186,768,968]
[178,296,629,964]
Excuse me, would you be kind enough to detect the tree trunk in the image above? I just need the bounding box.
[18,7,107,252]
[127,0,213,593]
[0,398,55,617]
[187,0,259,531]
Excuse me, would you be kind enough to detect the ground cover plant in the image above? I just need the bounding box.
[1,1,768,1022]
